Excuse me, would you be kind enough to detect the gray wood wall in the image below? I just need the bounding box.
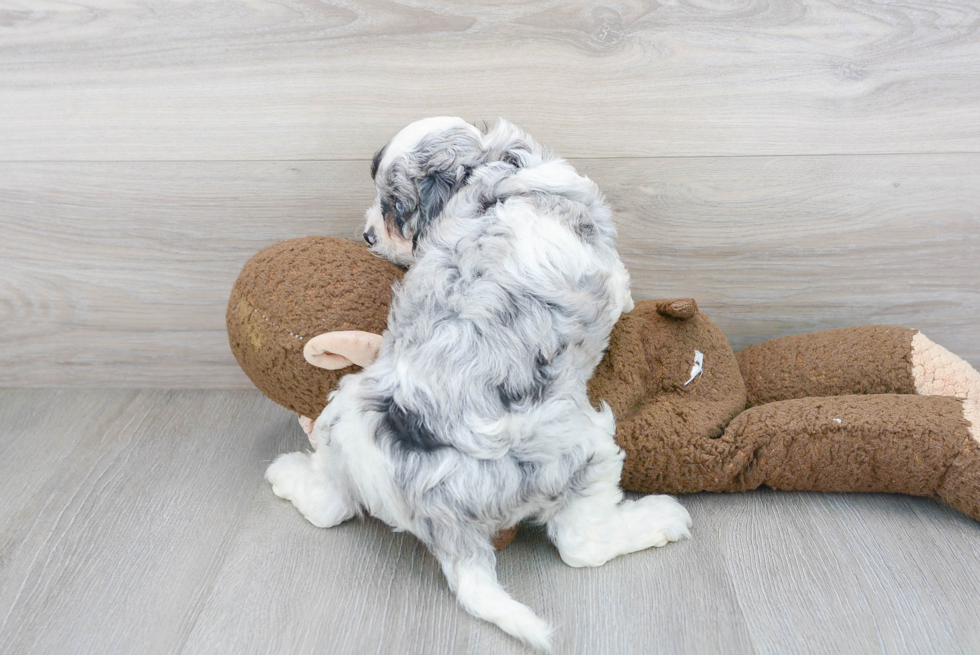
[1,0,978,387]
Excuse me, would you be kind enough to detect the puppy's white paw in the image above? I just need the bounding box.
[265,451,309,501]
[631,494,693,548]
[555,494,692,567]
[266,452,352,528]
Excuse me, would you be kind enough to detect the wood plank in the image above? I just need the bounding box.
[1,0,979,160]
[594,155,980,358]
[702,489,980,654]
[3,390,980,653]
[1,155,976,387]
[181,429,754,655]
[0,389,291,655]
[0,390,132,532]
[0,160,373,388]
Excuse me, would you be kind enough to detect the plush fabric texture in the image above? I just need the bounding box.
[227,237,403,419]
[227,236,980,524]
[944,400,980,521]
[736,326,918,407]
[587,299,748,493]
[722,394,968,491]
[491,527,518,550]
[911,332,980,401]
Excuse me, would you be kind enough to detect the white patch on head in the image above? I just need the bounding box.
[363,197,384,235]
[379,116,481,171]
[363,198,414,266]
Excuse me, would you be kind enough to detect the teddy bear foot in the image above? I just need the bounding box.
[266,451,355,528]
[911,332,980,402]
[936,398,980,522]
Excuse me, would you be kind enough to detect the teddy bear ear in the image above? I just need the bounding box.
[303,331,384,370]
[656,298,698,320]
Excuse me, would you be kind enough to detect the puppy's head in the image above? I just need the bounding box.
[363,117,484,266]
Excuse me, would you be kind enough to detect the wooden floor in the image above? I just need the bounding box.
[1,389,978,655]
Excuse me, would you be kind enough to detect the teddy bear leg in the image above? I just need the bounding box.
[265,443,357,528]
[910,333,980,401]
[722,394,980,523]
[546,437,692,568]
[936,399,980,522]
[736,326,920,406]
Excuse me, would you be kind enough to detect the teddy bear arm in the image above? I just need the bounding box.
[722,394,980,521]
[736,326,920,407]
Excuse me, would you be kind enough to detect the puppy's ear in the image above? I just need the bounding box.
[412,126,484,236]
[418,170,457,224]
[370,145,387,181]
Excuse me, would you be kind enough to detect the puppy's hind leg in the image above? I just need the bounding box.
[547,425,691,568]
[428,531,552,651]
[266,440,357,529]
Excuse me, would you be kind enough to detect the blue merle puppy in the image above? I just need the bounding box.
[266,117,691,650]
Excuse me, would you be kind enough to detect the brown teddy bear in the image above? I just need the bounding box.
[228,236,980,541]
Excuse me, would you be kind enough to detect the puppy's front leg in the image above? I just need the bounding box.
[546,448,691,567]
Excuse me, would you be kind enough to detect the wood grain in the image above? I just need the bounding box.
[1,0,979,160]
[0,160,372,387]
[703,489,980,654]
[184,464,754,654]
[0,389,290,655]
[594,155,980,357]
[0,390,127,531]
[3,390,980,654]
[1,155,977,387]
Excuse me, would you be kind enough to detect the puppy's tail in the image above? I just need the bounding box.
[442,554,553,651]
